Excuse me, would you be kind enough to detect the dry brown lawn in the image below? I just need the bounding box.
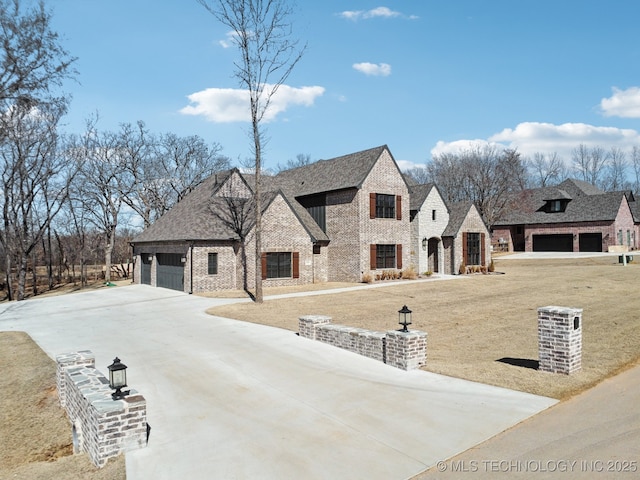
[0,331,126,480]
[206,256,640,400]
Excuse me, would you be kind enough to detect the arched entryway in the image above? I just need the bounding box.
[427,237,441,273]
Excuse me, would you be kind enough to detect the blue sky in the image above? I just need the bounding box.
[50,1,640,172]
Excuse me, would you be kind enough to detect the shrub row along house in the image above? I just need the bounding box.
[131,145,491,293]
[491,178,637,253]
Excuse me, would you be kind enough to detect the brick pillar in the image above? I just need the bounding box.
[298,315,332,340]
[385,330,427,370]
[56,350,95,407]
[538,306,582,374]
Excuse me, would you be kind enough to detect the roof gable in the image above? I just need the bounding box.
[271,145,393,197]
[132,169,240,243]
[558,178,604,196]
[443,202,484,237]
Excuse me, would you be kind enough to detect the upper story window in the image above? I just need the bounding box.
[370,193,402,220]
[376,194,395,218]
[541,199,569,213]
[432,209,437,221]
[549,200,562,212]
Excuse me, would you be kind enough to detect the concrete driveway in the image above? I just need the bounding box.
[0,285,556,480]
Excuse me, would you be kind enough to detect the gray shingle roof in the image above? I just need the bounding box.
[269,145,391,197]
[494,180,628,226]
[409,183,436,211]
[558,178,604,196]
[443,202,474,237]
[132,168,330,244]
[133,145,406,245]
[132,170,239,243]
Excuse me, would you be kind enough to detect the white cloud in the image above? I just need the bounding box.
[431,122,640,161]
[218,31,238,49]
[353,62,391,76]
[431,139,502,157]
[180,85,325,123]
[396,159,425,171]
[600,87,640,118]
[338,6,418,21]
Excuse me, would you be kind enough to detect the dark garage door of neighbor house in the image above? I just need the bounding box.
[532,234,573,252]
[156,253,184,291]
[579,233,603,252]
[141,255,151,285]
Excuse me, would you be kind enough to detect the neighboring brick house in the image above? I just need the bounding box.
[492,179,636,252]
[131,145,412,292]
[410,183,491,275]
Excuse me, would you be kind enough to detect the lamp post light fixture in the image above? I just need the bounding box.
[108,357,130,400]
[398,305,412,332]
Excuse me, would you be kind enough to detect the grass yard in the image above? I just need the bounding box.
[0,331,126,480]
[206,255,640,400]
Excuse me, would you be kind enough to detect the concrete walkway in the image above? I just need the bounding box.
[0,285,556,480]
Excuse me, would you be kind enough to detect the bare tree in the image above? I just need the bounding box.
[571,144,609,188]
[150,133,230,220]
[210,171,254,293]
[0,102,74,300]
[428,145,527,228]
[604,146,629,191]
[69,117,126,284]
[113,121,156,228]
[631,146,640,195]
[198,0,306,303]
[276,153,313,173]
[404,165,430,185]
[528,152,567,187]
[0,0,76,300]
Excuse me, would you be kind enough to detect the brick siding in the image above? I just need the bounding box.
[56,351,147,467]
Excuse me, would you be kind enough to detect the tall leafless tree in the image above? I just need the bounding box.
[604,146,629,191]
[404,165,430,185]
[68,117,126,284]
[151,132,230,221]
[0,0,76,300]
[571,144,609,188]
[428,145,527,228]
[631,146,640,195]
[276,153,313,173]
[198,0,306,303]
[0,102,74,300]
[210,171,254,293]
[528,152,567,187]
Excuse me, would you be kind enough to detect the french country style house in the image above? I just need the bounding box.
[132,145,492,292]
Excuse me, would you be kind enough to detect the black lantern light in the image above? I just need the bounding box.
[398,305,412,332]
[422,237,427,250]
[108,357,130,400]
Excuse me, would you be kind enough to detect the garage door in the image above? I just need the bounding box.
[579,233,602,252]
[141,255,151,285]
[156,253,184,291]
[532,234,573,252]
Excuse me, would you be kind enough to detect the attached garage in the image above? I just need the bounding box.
[532,234,573,252]
[141,255,151,285]
[579,233,602,252]
[156,253,184,291]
